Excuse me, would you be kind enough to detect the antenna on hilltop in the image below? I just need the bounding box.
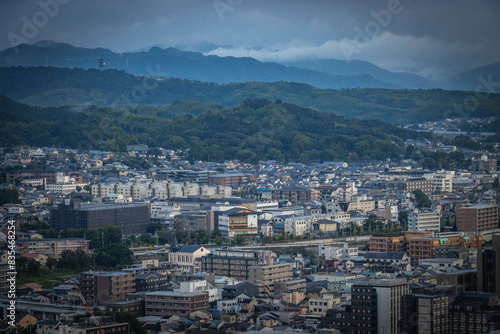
[98,54,105,71]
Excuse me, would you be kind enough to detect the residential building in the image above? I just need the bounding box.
[449,292,500,333]
[369,236,406,252]
[456,204,498,233]
[437,269,478,292]
[274,279,306,295]
[208,173,250,186]
[318,243,358,261]
[408,208,441,232]
[173,210,217,234]
[0,262,9,295]
[271,187,320,205]
[134,273,169,292]
[16,238,89,259]
[377,180,434,195]
[201,248,275,281]
[471,155,497,172]
[401,285,455,334]
[408,234,482,265]
[144,291,209,317]
[335,278,409,334]
[363,251,411,272]
[218,207,258,237]
[79,271,136,306]
[248,263,293,293]
[309,297,334,316]
[424,170,454,193]
[169,245,210,273]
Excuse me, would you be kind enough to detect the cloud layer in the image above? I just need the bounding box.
[1,0,499,80]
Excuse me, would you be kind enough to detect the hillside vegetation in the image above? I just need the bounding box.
[1,67,500,125]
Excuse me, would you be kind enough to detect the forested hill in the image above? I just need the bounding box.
[1,94,427,163]
[1,66,500,125]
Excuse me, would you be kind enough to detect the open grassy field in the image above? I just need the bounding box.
[16,268,82,289]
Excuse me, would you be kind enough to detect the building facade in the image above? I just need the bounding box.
[144,291,209,317]
[456,204,498,233]
[408,208,441,232]
[16,238,89,259]
[50,199,151,235]
[79,271,136,306]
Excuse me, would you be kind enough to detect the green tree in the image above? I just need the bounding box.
[95,243,133,268]
[58,249,89,269]
[412,189,432,208]
[0,188,20,205]
[27,260,41,274]
[46,257,58,268]
[493,176,500,189]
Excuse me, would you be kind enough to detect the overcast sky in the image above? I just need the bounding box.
[1,0,499,79]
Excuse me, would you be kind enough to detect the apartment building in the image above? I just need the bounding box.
[248,263,293,293]
[218,207,258,237]
[145,291,209,317]
[16,238,89,259]
[79,271,136,306]
[401,285,455,334]
[408,235,482,265]
[335,279,409,334]
[424,170,454,193]
[271,187,320,204]
[369,236,406,252]
[408,208,441,232]
[201,248,275,281]
[456,204,498,233]
[173,210,217,234]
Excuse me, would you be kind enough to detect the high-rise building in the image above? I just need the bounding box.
[335,278,409,334]
[401,285,455,334]
[478,234,500,296]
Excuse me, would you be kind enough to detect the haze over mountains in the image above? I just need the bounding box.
[1,40,497,91]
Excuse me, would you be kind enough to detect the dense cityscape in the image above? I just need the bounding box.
[1,1,500,334]
[0,131,499,333]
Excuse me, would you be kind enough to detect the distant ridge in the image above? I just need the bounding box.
[0,40,397,89]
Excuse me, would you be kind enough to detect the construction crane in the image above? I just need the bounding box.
[72,283,106,334]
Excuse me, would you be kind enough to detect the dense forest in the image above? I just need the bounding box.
[1,95,431,163]
[1,66,500,125]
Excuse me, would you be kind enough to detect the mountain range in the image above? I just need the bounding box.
[1,66,499,126]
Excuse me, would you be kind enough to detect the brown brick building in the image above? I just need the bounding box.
[456,204,498,233]
[79,271,136,306]
[369,236,406,252]
[408,235,482,264]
